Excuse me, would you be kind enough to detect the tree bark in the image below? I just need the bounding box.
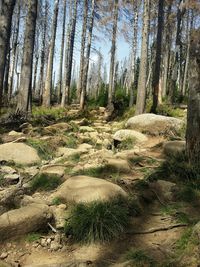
[80,0,95,110]
[151,0,164,113]
[57,0,67,103]
[108,0,119,106]
[135,0,149,115]
[186,30,200,169]
[16,0,38,114]
[0,0,16,108]
[43,0,59,107]
[61,0,78,107]
[77,0,88,102]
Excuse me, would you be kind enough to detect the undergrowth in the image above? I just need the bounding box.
[125,249,156,267]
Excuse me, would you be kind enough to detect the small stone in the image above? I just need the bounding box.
[0,166,16,174]
[50,241,61,251]
[0,252,8,259]
[4,173,20,184]
[40,238,47,247]
[46,238,51,245]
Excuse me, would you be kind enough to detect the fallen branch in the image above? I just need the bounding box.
[48,222,57,233]
[126,223,188,235]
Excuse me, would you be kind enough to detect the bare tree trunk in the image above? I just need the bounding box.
[32,53,39,96]
[57,0,67,103]
[0,0,16,108]
[16,0,38,114]
[38,0,48,104]
[151,0,164,113]
[135,0,149,115]
[8,0,21,101]
[80,0,95,110]
[96,49,103,99]
[61,0,78,107]
[108,0,119,106]
[43,0,59,107]
[186,30,200,169]
[182,10,193,97]
[129,0,138,107]
[77,0,88,102]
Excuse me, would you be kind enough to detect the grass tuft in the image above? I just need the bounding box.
[64,198,129,243]
[125,249,156,267]
[30,173,62,191]
[117,137,136,150]
[26,233,41,243]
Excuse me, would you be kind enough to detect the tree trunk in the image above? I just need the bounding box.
[38,0,48,104]
[135,0,149,115]
[0,0,16,108]
[108,0,119,106]
[77,0,88,102]
[80,0,95,110]
[43,0,59,107]
[61,0,78,107]
[186,30,200,169]
[8,0,21,101]
[151,0,164,113]
[57,0,67,103]
[16,0,38,114]
[129,0,138,107]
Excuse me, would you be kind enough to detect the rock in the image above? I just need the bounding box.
[113,129,148,143]
[40,165,65,177]
[99,107,106,113]
[163,141,186,156]
[0,260,11,267]
[105,159,131,173]
[150,180,176,201]
[79,126,95,132]
[56,148,80,158]
[77,143,93,151]
[8,131,23,137]
[40,238,48,247]
[4,173,20,184]
[71,118,89,126]
[53,204,68,229]
[44,123,70,134]
[126,113,184,136]
[50,175,127,204]
[0,166,16,174]
[20,195,48,206]
[50,241,61,251]
[0,203,52,241]
[0,143,40,165]
[0,252,8,259]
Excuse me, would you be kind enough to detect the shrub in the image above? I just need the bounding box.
[51,197,62,206]
[64,198,129,243]
[125,249,156,267]
[30,173,61,191]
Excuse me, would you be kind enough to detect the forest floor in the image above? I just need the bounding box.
[0,105,200,267]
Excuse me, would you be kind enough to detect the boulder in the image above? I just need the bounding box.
[0,143,40,165]
[126,113,184,136]
[50,176,127,204]
[163,141,186,156]
[105,159,131,173]
[44,123,71,134]
[113,129,148,143]
[0,203,52,240]
[40,165,66,177]
[8,130,23,137]
[56,148,79,158]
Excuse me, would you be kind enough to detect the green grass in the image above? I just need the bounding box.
[32,106,68,121]
[30,173,62,191]
[117,137,136,150]
[125,249,156,267]
[51,197,62,206]
[176,228,193,252]
[175,186,199,203]
[65,136,78,148]
[64,198,129,243]
[68,153,80,163]
[26,233,41,243]
[26,138,55,160]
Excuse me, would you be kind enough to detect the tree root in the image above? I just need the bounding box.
[126,223,188,235]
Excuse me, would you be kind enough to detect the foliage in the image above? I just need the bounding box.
[30,173,62,191]
[51,197,62,206]
[156,104,185,118]
[65,135,78,148]
[125,249,156,267]
[88,84,108,108]
[26,138,56,160]
[32,106,68,123]
[64,198,129,243]
[68,153,81,163]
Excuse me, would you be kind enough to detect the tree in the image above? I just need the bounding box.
[43,0,59,107]
[77,0,88,102]
[151,0,164,113]
[61,0,78,107]
[57,0,67,103]
[80,0,95,110]
[0,0,16,108]
[186,30,200,169]
[135,0,149,115]
[16,0,38,114]
[108,0,119,106]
